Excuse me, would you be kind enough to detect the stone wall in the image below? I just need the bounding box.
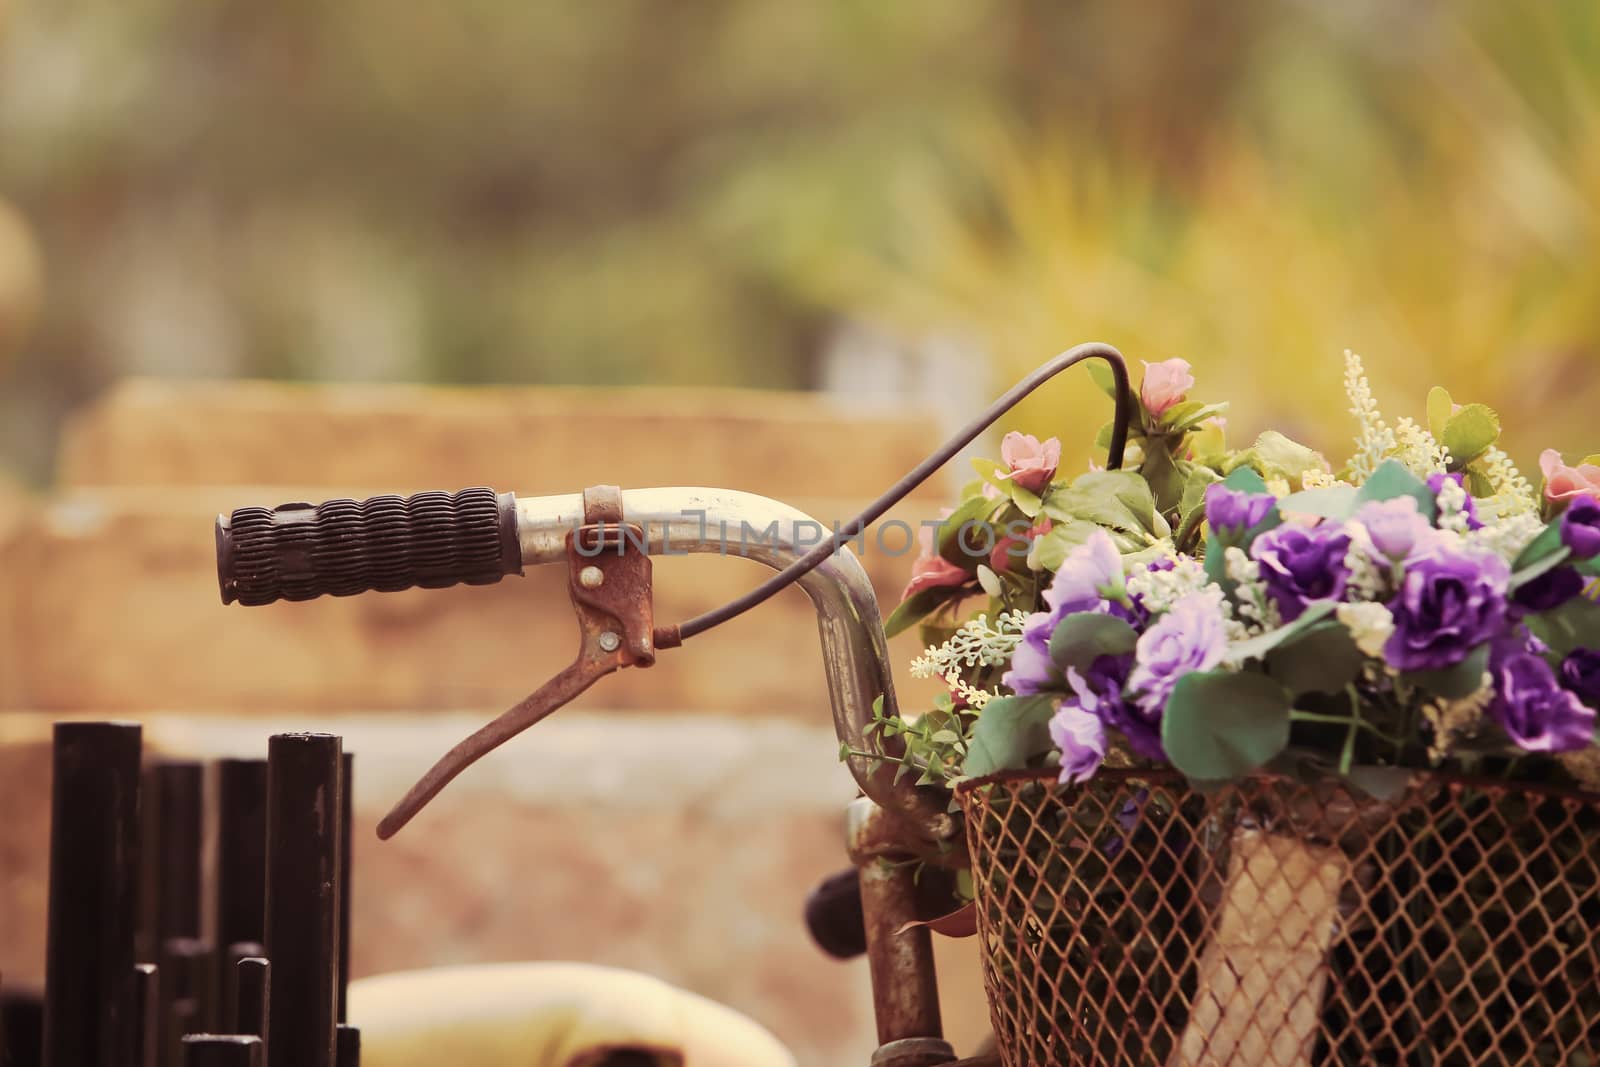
[0,381,990,1066]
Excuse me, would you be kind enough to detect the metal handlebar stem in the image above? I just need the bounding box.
[512,487,956,841]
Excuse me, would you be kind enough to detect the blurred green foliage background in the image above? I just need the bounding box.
[1,0,1598,482]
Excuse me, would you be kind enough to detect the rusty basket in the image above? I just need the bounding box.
[954,768,1600,1066]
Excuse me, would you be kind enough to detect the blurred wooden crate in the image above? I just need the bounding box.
[5,380,947,714]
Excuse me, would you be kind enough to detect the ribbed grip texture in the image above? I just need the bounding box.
[217,488,520,606]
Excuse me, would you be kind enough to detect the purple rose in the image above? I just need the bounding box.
[1046,529,1126,613]
[1357,496,1433,560]
[1002,530,1128,695]
[1563,649,1600,706]
[1205,484,1276,538]
[1429,472,1484,530]
[1049,703,1107,784]
[1562,498,1600,561]
[1512,566,1586,615]
[1127,591,1229,714]
[1384,542,1510,671]
[1003,620,1059,696]
[1251,523,1352,621]
[1490,651,1596,753]
[1065,653,1158,761]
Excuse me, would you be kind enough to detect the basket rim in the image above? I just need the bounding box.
[952,765,1600,805]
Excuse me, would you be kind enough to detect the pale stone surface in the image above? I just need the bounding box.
[4,488,946,714]
[56,379,947,501]
[0,711,993,1067]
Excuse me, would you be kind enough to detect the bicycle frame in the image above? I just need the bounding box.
[215,344,1136,1065]
[219,485,972,1065]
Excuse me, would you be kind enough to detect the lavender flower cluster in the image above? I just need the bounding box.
[1005,478,1600,784]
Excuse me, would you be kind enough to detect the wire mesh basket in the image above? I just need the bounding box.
[955,768,1600,1066]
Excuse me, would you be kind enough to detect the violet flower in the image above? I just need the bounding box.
[1003,621,1059,696]
[1046,529,1127,613]
[1251,523,1352,621]
[1002,530,1128,695]
[1512,566,1586,615]
[1127,590,1229,715]
[1068,653,1156,760]
[1384,540,1510,671]
[1489,651,1596,753]
[1205,483,1275,539]
[1357,496,1433,560]
[1049,703,1107,784]
[1562,497,1600,561]
[1562,649,1600,706]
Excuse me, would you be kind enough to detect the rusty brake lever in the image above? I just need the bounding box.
[375,485,680,839]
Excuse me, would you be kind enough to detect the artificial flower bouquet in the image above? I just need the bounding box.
[887,352,1600,794]
[885,353,1600,1066]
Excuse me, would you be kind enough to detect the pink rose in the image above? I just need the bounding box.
[999,432,1061,494]
[902,516,971,600]
[1540,449,1600,505]
[1140,358,1195,417]
[989,517,1053,573]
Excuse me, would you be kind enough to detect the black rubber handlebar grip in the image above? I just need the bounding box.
[216,488,522,605]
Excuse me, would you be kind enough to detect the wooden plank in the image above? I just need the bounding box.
[4,489,945,714]
[57,380,946,500]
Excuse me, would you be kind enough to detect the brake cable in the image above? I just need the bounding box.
[674,341,1134,640]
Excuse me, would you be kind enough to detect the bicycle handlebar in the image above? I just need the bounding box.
[216,488,523,605]
[217,486,957,840]
[213,343,1137,843]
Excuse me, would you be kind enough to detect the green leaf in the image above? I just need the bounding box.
[1427,386,1454,438]
[1085,359,1119,400]
[1265,622,1366,696]
[1189,420,1228,468]
[1276,485,1359,520]
[1160,400,1231,433]
[971,458,1042,518]
[1513,521,1565,572]
[1357,459,1438,521]
[937,494,1001,569]
[1526,593,1600,656]
[1227,601,1339,663]
[1045,470,1169,539]
[1227,431,1329,484]
[1346,765,1416,802]
[1510,546,1573,591]
[963,695,1059,778]
[1466,467,1496,498]
[1175,466,1221,552]
[1048,613,1138,673]
[1221,466,1269,495]
[1403,644,1491,700]
[1028,520,1094,571]
[1442,403,1501,469]
[1140,441,1188,517]
[884,585,966,638]
[1161,671,1293,781]
[1010,483,1043,518]
[1179,464,1221,517]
